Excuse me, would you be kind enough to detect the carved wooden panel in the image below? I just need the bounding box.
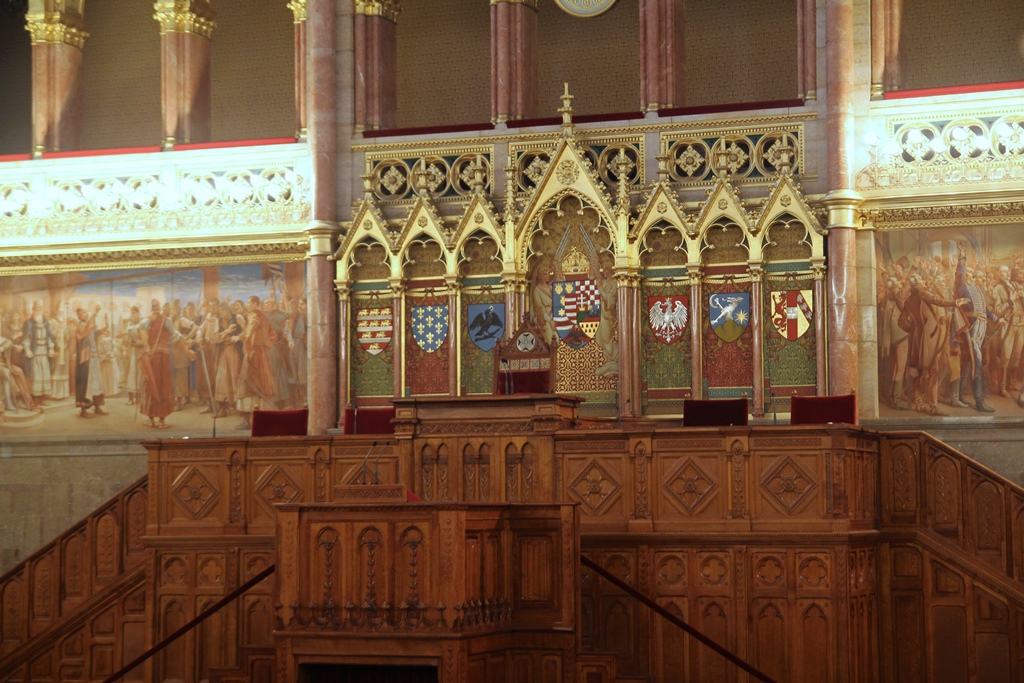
[562,451,628,524]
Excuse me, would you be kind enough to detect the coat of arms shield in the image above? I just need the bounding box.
[355,306,393,355]
[770,289,813,341]
[467,303,505,351]
[553,279,601,349]
[411,305,448,352]
[708,293,750,343]
[648,295,689,344]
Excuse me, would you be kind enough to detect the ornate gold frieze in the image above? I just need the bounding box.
[354,0,401,24]
[25,13,89,48]
[865,201,1024,230]
[153,1,216,38]
[0,241,307,277]
[287,0,307,22]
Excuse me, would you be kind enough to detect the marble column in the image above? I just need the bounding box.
[354,0,399,132]
[447,280,460,396]
[335,282,351,427]
[389,282,405,398]
[749,266,764,416]
[26,7,87,154]
[824,0,861,398]
[688,269,703,399]
[615,271,641,417]
[502,275,526,336]
[885,0,902,92]
[801,0,817,100]
[490,0,538,123]
[306,226,338,435]
[154,0,215,147]
[638,0,685,112]
[288,0,308,138]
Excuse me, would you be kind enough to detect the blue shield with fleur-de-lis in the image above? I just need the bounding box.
[411,305,449,352]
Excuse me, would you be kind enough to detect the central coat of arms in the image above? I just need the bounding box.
[553,246,601,349]
[708,293,750,343]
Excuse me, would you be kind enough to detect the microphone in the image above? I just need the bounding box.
[501,359,511,395]
[212,397,229,438]
[362,440,377,485]
[374,440,390,484]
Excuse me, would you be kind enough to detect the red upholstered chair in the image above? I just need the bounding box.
[682,398,749,427]
[250,408,309,437]
[342,407,396,435]
[790,394,857,425]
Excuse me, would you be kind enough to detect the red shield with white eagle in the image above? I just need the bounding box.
[770,289,813,341]
[647,295,689,344]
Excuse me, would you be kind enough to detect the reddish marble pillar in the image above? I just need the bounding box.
[27,11,87,154]
[354,1,399,132]
[825,0,861,397]
[885,0,903,92]
[689,270,703,399]
[447,282,460,396]
[615,272,641,417]
[638,0,685,111]
[306,231,338,435]
[802,0,817,100]
[491,0,538,123]
[154,1,214,147]
[750,268,764,416]
[390,284,405,398]
[813,264,827,395]
[502,276,526,336]
[336,283,351,427]
[870,0,885,98]
[288,0,308,137]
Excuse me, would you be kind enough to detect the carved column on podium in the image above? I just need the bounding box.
[688,268,703,399]
[306,224,338,435]
[287,0,307,138]
[812,261,827,395]
[502,274,527,338]
[154,0,215,148]
[335,280,351,427]
[446,277,460,396]
[26,3,88,154]
[354,0,399,132]
[389,280,406,398]
[749,264,764,416]
[638,0,685,112]
[490,0,538,123]
[615,270,641,417]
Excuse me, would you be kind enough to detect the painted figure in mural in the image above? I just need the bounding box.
[284,297,307,402]
[0,334,37,414]
[213,302,242,409]
[992,264,1024,398]
[131,299,189,429]
[96,328,120,399]
[529,255,558,345]
[22,300,55,405]
[264,298,295,408]
[48,307,70,401]
[898,274,964,415]
[880,276,910,409]
[172,302,197,410]
[235,295,278,429]
[72,305,107,418]
[954,242,999,413]
[119,306,145,405]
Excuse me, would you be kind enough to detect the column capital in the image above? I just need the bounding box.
[387,278,406,298]
[613,268,641,288]
[286,0,307,23]
[354,0,401,23]
[687,267,703,286]
[153,0,216,38]
[821,189,864,230]
[334,280,351,301]
[748,263,765,282]
[305,220,340,257]
[25,11,89,48]
[490,0,539,8]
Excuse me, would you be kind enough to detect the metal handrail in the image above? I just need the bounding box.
[580,555,778,683]
[102,563,276,683]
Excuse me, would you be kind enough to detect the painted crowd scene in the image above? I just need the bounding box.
[0,262,307,435]
[877,225,1024,418]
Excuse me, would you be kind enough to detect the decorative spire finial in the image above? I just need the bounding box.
[559,82,575,138]
[656,139,671,183]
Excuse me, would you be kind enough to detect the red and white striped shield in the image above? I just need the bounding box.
[356,306,393,355]
[770,289,813,341]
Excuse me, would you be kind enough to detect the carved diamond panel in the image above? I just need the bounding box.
[255,466,304,511]
[760,456,817,514]
[663,457,718,514]
[171,467,219,519]
[569,459,622,515]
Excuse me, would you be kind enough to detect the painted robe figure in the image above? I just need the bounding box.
[72,306,107,418]
[22,301,54,403]
[235,295,278,429]
[131,300,189,429]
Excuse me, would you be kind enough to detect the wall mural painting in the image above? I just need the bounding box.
[0,262,307,435]
[529,195,617,406]
[640,225,691,413]
[877,224,1024,418]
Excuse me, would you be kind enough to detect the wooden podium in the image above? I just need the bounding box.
[392,393,582,435]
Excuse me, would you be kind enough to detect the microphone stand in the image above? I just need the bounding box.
[374,440,391,484]
[361,440,377,485]
[212,397,229,438]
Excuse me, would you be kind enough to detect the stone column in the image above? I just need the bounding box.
[154,0,215,148]
[749,265,764,416]
[446,278,460,396]
[335,281,351,427]
[615,270,641,417]
[638,0,685,112]
[491,0,538,123]
[354,0,399,132]
[688,269,703,399]
[812,262,827,395]
[801,0,817,100]
[389,281,405,398]
[287,0,308,138]
[502,275,526,336]
[824,0,861,398]
[306,226,338,435]
[26,5,88,154]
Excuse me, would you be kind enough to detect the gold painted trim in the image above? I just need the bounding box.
[865,201,1024,231]
[25,15,88,48]
[287,0,307,22]
[354,0,401,24]
[153,1,216,38]
[0,240,308,277]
